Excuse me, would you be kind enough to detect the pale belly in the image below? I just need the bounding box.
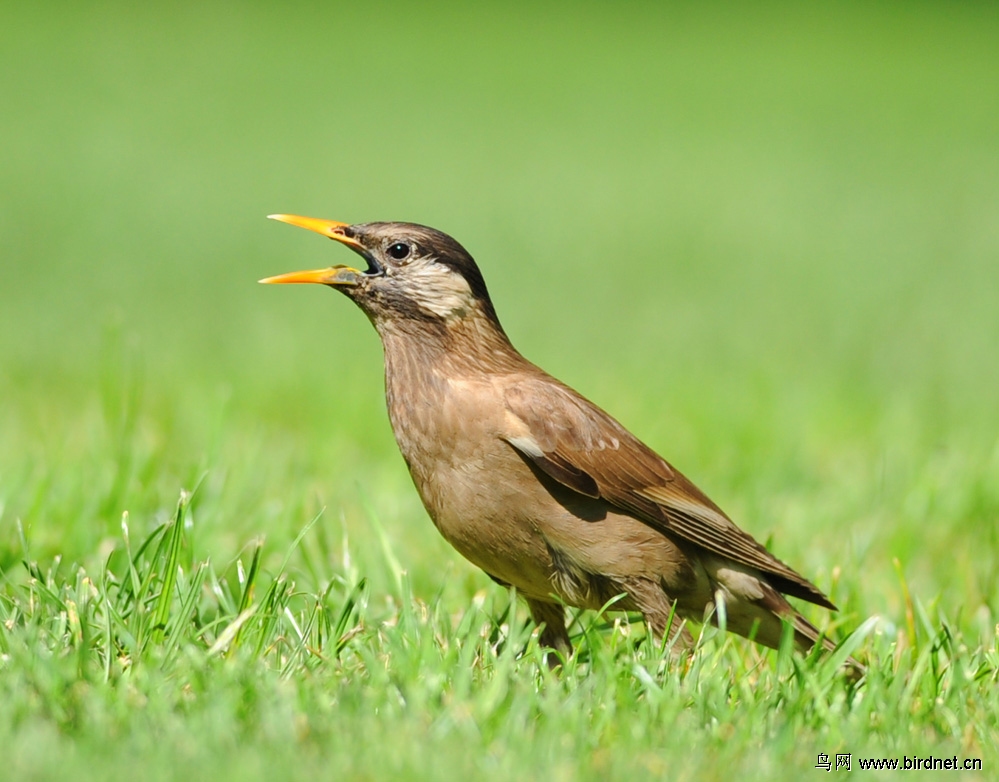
[404,440,693,612]
[408,445,565,602]
[383,361,689,609]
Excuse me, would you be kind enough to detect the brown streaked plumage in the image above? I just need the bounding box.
[262,214,858,671]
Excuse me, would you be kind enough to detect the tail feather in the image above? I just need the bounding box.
[707,567,864,678]
[756,583,865,679]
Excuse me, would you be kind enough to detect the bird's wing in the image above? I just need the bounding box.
[502,376,834,609]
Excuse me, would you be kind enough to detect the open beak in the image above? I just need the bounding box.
[259,214,365,286]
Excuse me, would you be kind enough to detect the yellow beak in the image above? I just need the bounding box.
[260,214,364,286]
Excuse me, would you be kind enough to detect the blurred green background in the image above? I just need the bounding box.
[2,1,998,626]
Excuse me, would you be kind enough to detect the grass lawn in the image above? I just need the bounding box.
[2,2,997,779]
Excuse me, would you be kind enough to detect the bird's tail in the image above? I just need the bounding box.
[751,585,864,680]
[712,575,865,679]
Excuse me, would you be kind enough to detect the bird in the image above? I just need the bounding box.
[261,214,854,669]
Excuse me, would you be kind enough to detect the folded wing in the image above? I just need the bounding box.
[502,375,835,610]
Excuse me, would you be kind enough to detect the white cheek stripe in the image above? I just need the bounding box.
[402,257,477,319]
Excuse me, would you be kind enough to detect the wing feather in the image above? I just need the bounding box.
[503,375,835,610]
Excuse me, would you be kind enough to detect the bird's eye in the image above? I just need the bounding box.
[387,242,411,261]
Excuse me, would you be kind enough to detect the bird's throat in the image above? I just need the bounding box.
[376,307,523,379]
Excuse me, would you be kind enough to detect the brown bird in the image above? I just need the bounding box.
[262,214,850,665]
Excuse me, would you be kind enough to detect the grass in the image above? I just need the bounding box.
[2,483,995,780]
[2,1,999,779]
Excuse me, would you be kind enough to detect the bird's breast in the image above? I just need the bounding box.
[382,361,557,595]
[379,348,693,607]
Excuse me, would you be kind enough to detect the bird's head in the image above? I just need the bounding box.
[261,215,502,333]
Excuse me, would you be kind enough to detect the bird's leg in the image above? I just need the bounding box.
[646,610,694,659]
[616,577,693,659]
[526,598,571,667]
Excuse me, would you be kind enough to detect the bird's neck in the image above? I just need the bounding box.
[375,309,526,380]
[375,311,528,484]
